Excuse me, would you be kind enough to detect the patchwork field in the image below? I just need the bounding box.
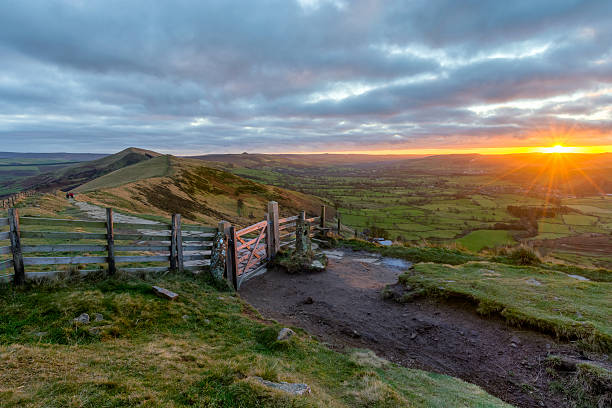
[226,163,612,266]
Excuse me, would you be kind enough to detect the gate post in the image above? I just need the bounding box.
[227,226,238,290]
[8,208,25,286]
[267,201,279,256]
[265,213,273,260]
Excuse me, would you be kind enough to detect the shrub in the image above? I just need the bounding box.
[508,247,540,265]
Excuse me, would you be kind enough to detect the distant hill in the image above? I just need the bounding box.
[2,148,161,193]
[75,155,329,225]
[190,153,426,169]
[0,152,107,161]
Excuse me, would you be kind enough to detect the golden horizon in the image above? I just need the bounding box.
[286,145,612,155]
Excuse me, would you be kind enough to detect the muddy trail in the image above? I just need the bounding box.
[241,249,586,408]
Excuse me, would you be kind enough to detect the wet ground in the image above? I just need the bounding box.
[240,248,589,408]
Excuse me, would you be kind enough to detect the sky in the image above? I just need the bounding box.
[0,0,611,154]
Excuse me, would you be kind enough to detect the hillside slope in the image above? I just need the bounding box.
[75,155,330,225]
[4,148,160,192]
[0,273,511,407]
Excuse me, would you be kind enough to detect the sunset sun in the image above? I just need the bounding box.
[540,144,576,154]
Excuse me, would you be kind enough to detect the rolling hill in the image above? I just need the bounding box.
[1,148,160,193]
[74,154,330,225]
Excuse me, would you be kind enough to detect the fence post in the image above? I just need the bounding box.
[176,214,184,273]
[337,215,341,235]
[106,208,116,275]
[227,226,238,290]
[320,205,326,228]
[8,208,25,285]
[170,215,178,270]
[267,201,279,256]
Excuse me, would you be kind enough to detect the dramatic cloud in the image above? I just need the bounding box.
[0,0,611,153]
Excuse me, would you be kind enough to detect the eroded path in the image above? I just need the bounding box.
[241,248,578,408]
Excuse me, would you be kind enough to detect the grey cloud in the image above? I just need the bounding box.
[0,0,611,152]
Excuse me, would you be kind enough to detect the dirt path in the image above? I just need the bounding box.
[240,248,581,408]
[72,200,160,224]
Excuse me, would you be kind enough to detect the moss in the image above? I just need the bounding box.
[271,249,328,274]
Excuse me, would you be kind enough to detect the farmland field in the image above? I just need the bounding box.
[206,156,612,267]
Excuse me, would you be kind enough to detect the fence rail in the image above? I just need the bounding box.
[1,207,214,283]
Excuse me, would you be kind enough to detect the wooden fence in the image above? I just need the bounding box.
[1,190,36,209]
[1,201,340,289]
[0,208,215,283]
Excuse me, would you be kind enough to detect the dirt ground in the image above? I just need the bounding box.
[240,249,587,408]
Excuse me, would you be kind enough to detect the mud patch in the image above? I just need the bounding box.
[240,249,589,408]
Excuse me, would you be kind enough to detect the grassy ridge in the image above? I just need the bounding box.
[0,273,511,407]
[76,156,329,226]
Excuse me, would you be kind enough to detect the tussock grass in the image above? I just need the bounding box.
[0,272,511,407]
[399,262,612,353]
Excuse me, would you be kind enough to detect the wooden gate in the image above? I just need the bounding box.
[232,219,269,289]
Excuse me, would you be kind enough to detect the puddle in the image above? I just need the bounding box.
[381,257,412,269]
[322,250,345,260]
[567,274,590,281]
[353,257,380,264]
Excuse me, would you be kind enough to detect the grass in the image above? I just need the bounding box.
[75,155,173,192]
[339,239,481,265]
[456,230,515,252]
[563,214,598,226]
[0,272,512,407]
[398,262,612,353]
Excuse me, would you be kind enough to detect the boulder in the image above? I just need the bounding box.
[277,328,295,341]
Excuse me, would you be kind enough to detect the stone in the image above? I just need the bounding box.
[310,259,325,271]
[209,231,226,282]
[295,218,311,255]
[182,315,190,320]
[88,327,101,335]
[74,313,90,324]
[94,313,104,322]
[277,328,295,341]
[152,286,179,300]
[526,278,542,286]
[32,331,48,337]
[469,330,479,337]
[510,336,521,345]
[303,296,314,305]
[410,332,418,340]
[252,377,310,395]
